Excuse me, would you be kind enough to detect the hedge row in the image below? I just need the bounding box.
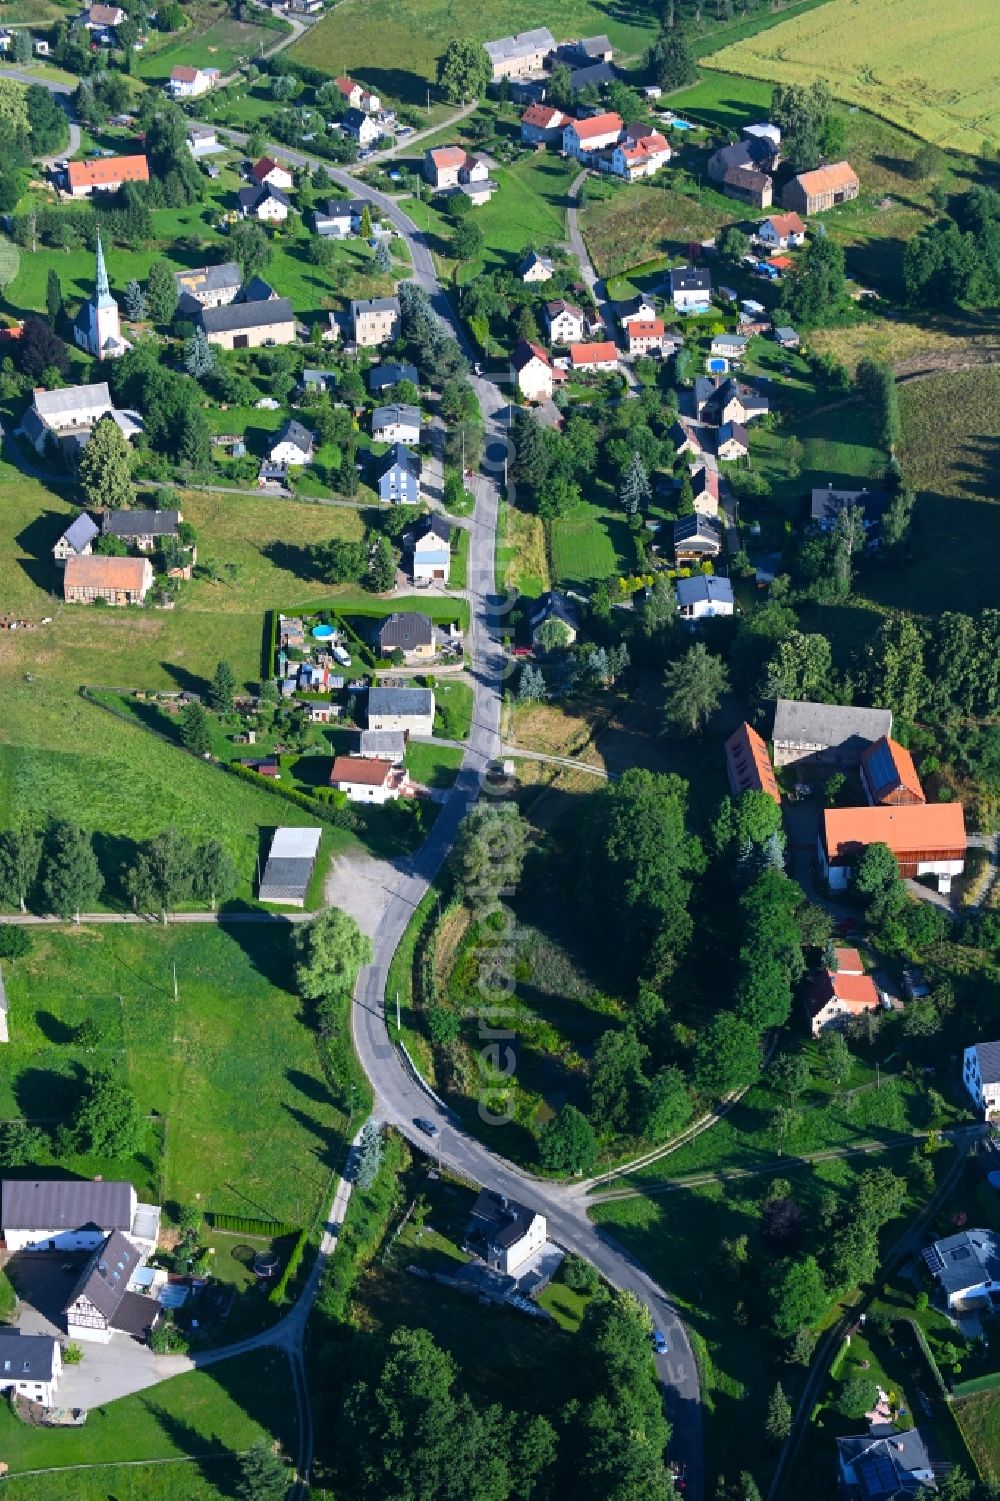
[900,1316,949,1398]
[269,1228,310,1306]
[205,1212,294,1236]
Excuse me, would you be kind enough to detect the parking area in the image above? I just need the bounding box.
[5,1253,85,1339]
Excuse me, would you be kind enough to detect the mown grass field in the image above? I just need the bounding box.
[955,1388,1000,1482]
[288,0,656,102]
[704,0,1000,154]
[3,924,343,1222]
[549,496,637,588]
[0,1352,294,1491]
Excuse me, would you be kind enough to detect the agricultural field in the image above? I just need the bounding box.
[2,923,345,1223]
[955,1389,1000,1482]
[703,0,1000,154]
[0,1352,294,1495]
[288,0,657,102]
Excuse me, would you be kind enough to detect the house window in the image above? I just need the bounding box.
[234,334,248,350]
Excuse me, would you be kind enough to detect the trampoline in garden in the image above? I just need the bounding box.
[253,1249,280,1279]
[312,624,335,640]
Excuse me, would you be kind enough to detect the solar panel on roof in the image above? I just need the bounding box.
[865,740,896,791]
[856,1451,897,1499]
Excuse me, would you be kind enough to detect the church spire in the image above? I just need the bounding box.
[94,229,113,308]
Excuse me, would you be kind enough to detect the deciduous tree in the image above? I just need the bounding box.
[293,908,373,1000]
[437,37,490,102]
[78,416,134,511]
[663,643,729,736]
[538,1104,597,1173]
[74,1069,144,1156]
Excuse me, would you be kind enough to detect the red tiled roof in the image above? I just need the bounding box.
[822,803,966,862]
[793,160,858,195]
[569,340,617,365]
[767,255,794,270]
[521,104,565,129]
[627,318,665,339]
[65,555,149,590]
[330,756,392,786]
[171,65,200,82]
[569,111,623,141]
[724,721,780,804]
[429,146,468,168]
[335,76,357,95]
[762,212,805,236]
[67,154,149,190]
[510,339,551,370]
[253,156,288,182]
[833,947,864,974]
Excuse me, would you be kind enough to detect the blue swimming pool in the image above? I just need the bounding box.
[312,624,335,640]
[707,357,728,373]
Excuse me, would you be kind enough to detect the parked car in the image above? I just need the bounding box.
[653,1329,668,1354]
[332,644,352,667]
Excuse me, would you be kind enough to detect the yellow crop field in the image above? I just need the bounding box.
[704,0,1000,155]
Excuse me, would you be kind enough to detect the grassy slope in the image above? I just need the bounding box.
[955,1389,1000,1482]
[0,1352,294,1496]
[136,14,281,84]
[4,924,343,1221]
[703,0,1000,153]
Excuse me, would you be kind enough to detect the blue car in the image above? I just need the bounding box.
[653,1330,668,1355]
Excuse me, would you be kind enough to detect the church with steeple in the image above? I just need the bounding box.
[74,231,130,361]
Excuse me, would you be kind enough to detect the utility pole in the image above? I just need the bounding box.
[173,962,179,1004]
[396,988,401,1030]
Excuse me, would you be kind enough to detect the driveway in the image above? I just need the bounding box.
[324,849,406,939]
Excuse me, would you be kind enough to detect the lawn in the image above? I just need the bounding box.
[433,677,473,739]
[954,1388,1000,1481]
[405,739,464,789]
[549,495,637,588]
[3,923,345,1222]
[289,0,657,103]
[0,1351,294,1480]
[865,366,1000,616]
[136,12,284,84]
[703,0,1000,153]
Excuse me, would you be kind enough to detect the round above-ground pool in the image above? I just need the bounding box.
[706,356,729,374]
[312,623,335,640]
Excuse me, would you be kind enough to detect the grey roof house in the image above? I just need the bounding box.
[376,611,436,655]
[103,509,180,544]
[375,443,421,503]
[368,362,419,393]
[771,699,893,770]
[64,1228,158,1341]
[924,1228,1000,1308]
[200,297,295,338]
[2,1178,134,1235]
[530,590,581,647]
[358,729,406,760]
[366,685,435,732]
[53,512,100,564]
[836,1429,935,1500]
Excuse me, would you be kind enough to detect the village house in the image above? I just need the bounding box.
[673,513,723,564]
[963,1042,1000,1120]
[510,339,553,401]
[724,722,780,805]
[837,1432,935,1497]
[757,212,806,250]
[369,361,418,394]
[775,325,800,349]
[676,574,733,622]
[424,146,469,189]
[565,34,614,62]
[66,154,149,198]
[720,165,773,209]
[1,1179,159,1255]
[237,183,290,222]
[333,76,379,111]
[530,591,580,649]
[808,948,880,1035]
[372,404,420,444]
[669,264,712,313]
[707,135,778,207]
[483,28,555,81]
[819,802,967,893]
[53,512,100,565]
[810,485,890,535]
[269,419,314,466]
[409,514,452,585]
[860,736,925,807]
[772,699,893,770]
[465,1189,547,1277]
[562,112,624,161]
[251,156,294,191]
[520,104,569,145]
[201,296,296,350]
[342,108,383,149]
[376,610,437,660]
[618,293,658,328]
[782,161,859,215]
[313,198,370,238]
[610,127,671,181]
[670,417,711,461]
[0,1334,61,1409]
[64,1229,158,1345]
[518,250,554,282]
[186,123,222,159]
[330,756,404,804]
[85,3,125,26]
[352,297,400,347]
[22,381,116,453]
[168,64,218,99]
[544,299,585,344]
[103,508,180,552]
[569,340,618,373]
[691,465,720,516]
[625,318,667,357]
[710,332,749,362]
[375,443,421,503]
[367,685,435,736]
[174,262,241,310]
[358,729,406,760]
[924,1230,1000,1309]
[697,377,769,426]
[64,555,153,606]
[716,421,750,461]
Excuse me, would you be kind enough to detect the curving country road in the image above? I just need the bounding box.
[10,77,705,1497]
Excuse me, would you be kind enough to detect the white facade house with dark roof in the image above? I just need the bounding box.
[201,297,296,351]
[669,264,712,312]
[530,591,581,649]
[367,685,435,736]
[0,1333,61,1407]
[372,404,420,444]
[466,1190,546,1277]
[836,1430,935,1500]
[964,1042,1000,1119]
[410,515,452,584]
[375,443,421,503]
[1,1179,160,1255]
[676,575,734,621]
[924,1228,1000,1309]
[53,512,100,565]
[351,297,400,348]
[63,1228,159,1344]
[269,419,314,466]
